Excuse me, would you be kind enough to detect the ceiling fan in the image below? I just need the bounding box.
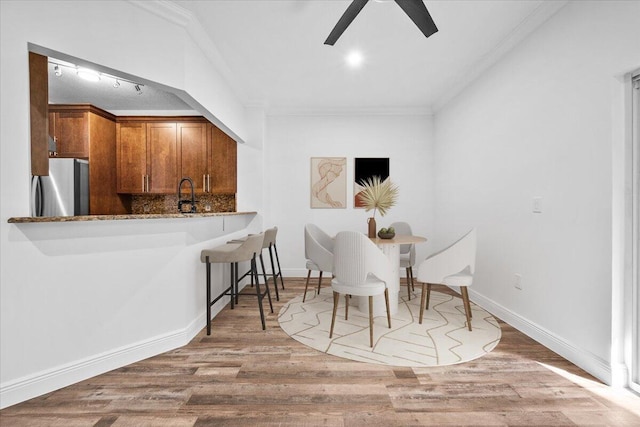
[324,0,438,46]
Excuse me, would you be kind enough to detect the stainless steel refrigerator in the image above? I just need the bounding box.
[31,158,89,217]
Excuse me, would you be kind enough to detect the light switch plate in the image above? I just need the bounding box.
[515,273,522,290]
[532,197,542,213]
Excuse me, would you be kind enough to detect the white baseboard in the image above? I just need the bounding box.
[468,288,612,385]
[0,302,227,409]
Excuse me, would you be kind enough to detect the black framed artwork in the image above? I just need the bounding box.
[354,157,389,208]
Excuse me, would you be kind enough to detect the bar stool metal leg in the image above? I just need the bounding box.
[229,263,235,310]
[261,252,279,301]
[234,262,239,304]
[251,254,274,330]
[271,244,285,290]
[206,257,211,336]
[252,256,265,329]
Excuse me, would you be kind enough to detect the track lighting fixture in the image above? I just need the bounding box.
[48,59,144,95]
[77,67,101,82]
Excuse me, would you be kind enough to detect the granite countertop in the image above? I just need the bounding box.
[7,211,256,224]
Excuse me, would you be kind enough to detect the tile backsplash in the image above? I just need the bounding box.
[131,194,235,214]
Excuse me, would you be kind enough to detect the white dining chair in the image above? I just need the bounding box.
[389,221,416,301]
[330,231,393,347]
[303,224,334,302]
[416,228,477,330]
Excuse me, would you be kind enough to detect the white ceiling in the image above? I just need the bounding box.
[49,0,566,114]
[174,0,565,113]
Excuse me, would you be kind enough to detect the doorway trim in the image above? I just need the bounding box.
[611,68,639,389]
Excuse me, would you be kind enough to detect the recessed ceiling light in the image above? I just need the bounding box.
[346,50,364,68]
[76,67,100,82]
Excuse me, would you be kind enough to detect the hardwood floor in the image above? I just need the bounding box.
[2,279,639,426]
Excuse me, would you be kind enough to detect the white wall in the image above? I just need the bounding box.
[0,0,263,407]
[264,113,436,275]
[433,0,640,383]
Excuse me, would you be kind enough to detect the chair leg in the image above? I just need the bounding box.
[408,266,415,291]
[406,267,411,301]
[267,246,281,300]
[384,288,391,328]
[264,272,274,315]
[260,252,278,302]
[230,262,235,310]
[344,294,349,320]
[251,256,266,330]
[461,286,472,331]
[303,270,312,302]
[317,271,323,295]
[234,262,239,304]
[272,244,285,290]
[419,282,432,325]
[369,295,374,347]
[206,258,211,335]
[330,291,339,338]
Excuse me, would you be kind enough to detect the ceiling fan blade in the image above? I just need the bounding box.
[394,0,438,39]
[324,0,369,46]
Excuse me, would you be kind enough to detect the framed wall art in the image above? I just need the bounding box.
[354,157,390,208]
[310,157,347,208]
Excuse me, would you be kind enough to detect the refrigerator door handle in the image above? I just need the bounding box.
[30,176,43,217]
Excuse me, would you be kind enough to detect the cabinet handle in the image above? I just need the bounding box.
[203,175,206,193]
[142,175,145,192]
[145,175,149,193]
[207,174,211,192]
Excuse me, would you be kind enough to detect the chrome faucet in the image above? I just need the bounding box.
[178,177,196,213]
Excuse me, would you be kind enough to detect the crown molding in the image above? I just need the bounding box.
[265,106,434,117]
[432,0,569,113]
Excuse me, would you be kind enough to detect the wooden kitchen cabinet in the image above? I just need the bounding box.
[116,121,147,193]
[49,109,89,158]
[116,120,178,194]
[147,122,178,194]
[177,122,208,193]
[49,104,129,214]
[116,117,236,195]
[209,124,237,194]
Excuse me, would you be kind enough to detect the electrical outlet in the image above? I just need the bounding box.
[514,273,522,290]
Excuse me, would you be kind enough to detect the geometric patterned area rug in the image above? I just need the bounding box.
[278,289,501,367]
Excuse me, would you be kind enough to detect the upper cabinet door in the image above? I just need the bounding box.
[116,122,147,194]
[51,111,89,158]
[178,122,208,193]
[209,125,237,194]
[147,122,177,194]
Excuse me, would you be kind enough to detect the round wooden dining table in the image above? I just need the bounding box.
[354,234,427,316]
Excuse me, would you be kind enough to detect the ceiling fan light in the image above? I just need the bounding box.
[77,68,100,82]
[346,50,364,68]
